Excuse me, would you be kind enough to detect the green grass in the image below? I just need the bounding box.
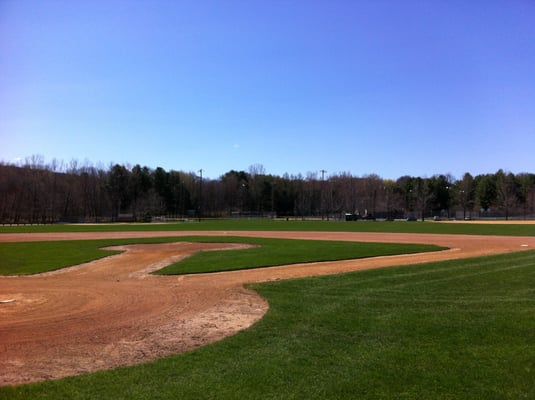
[0,236,442,276]
[0,218,534,236]
[0,240,118,275]
[3,250,535,399]
[154,237,442,275]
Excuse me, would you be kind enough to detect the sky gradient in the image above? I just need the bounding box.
[1,0,534,179]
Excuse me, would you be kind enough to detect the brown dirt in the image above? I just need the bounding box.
[1,231,534,386]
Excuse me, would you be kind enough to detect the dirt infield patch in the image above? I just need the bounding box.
[1,231,533,386]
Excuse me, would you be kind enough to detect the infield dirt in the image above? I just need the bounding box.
[1,231,534,386]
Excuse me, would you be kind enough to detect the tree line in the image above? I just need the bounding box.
[1,156,534,224]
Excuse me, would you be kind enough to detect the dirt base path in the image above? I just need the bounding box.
[1,231,533,386]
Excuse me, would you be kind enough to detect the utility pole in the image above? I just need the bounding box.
[198,169,203,222]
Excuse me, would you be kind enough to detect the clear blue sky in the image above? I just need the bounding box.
[1,0,534,180]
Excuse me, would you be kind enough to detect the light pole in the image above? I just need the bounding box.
[320,169,327,220]
[198,169,203,221]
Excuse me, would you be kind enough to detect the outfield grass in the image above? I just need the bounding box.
[3,249,535,399]
[0,236,442,276]
[0,218,534,236]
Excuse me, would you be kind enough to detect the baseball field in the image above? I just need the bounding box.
[1,220,534,399]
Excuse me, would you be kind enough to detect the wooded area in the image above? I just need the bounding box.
[1,156,534,224]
